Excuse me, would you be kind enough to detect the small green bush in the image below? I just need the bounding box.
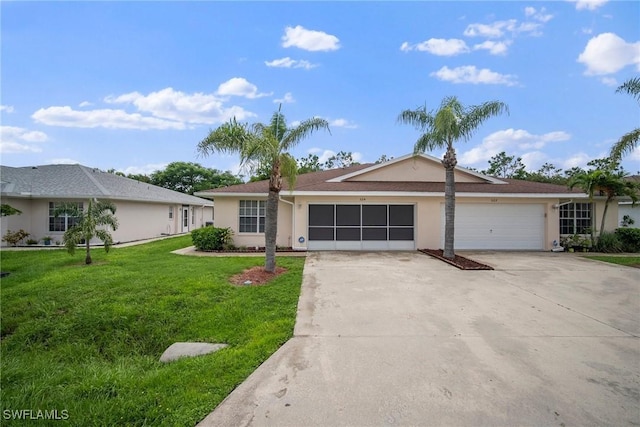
[191,226,234,251]
[615,227,640,252]
[595,231,623,253]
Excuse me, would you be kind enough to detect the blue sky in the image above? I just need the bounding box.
[1,1,639,178]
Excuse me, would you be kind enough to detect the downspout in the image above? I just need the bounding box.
[279,197,303,251]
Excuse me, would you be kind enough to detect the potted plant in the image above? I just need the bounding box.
[42,236,53,246]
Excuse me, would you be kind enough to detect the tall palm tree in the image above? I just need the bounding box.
[54,198,119,265]
[569,169,638,243]
[610,76,640,161]
[399,96,508,259]
[197,107,330,273]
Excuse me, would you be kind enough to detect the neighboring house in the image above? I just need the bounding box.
[618,175,640,228]
[0,164,214,246]
[195,153,619,251]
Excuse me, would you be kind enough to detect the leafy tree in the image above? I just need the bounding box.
[399,96,508,259]
[526,162,567,184]
[106,168,126,177]
[197,107,329,272]
[610,76,640,161]
[569,168,638,244]
[150,161,242,194]
[483,151,527,179]
[375,154,393,164]
[127,173,152,183]
[1,204,22,216]
[324,151,359,169]
[297,154,323,174]
[54,199,119,265]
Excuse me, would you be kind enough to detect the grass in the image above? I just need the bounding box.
[585,255,640,268]
[0,235,305,426]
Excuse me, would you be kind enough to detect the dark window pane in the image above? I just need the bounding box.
[362,227,387,240]
[309,205,335,226]
[362,205,387,226]
[309,227,335,241]
[259,217,265,233]
[389,227,414,241]
[389,205,414,226]
[336,205,361,226]
[336,227,361,241]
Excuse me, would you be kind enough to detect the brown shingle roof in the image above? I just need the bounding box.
[195,163,585,196]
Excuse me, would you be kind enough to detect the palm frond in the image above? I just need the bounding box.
[397,106,434,131]
[460,101,509,142]
[610,128,640,161]
[616,76,640,102]
[281,117,330,152]
[279,153,299,192]
[196,119,253,158]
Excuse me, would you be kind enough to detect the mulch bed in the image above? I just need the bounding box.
[229,266,287,286]
[200,247,300,253]
[418,249,494,270]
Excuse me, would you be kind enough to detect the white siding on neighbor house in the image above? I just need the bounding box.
[0,197,214,246]
[618,203,639,228]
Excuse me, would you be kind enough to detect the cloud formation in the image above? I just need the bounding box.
[273,92,295,104]
[400,38,469,56]
[265,57,318,70]
[0,105,15,113]
[459,129,571,168]
[0,125,48,153]
[282,25,340,51]
[216,78,272,99]
[329,118,358,129]
[569,0,609,11]
[577,33,640,75]
[430,66,518,86]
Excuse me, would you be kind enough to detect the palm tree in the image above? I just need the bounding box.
[197,107,330,273]
[399,96,508,259]
[54,199,119,265]
[610,76,640,161]
[569,169,638,244]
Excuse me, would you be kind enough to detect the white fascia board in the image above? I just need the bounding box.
[197,190,588,199]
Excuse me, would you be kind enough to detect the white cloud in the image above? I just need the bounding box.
[560,152,592,169]
[600,77,618,86]
[0,105,15,113]
[274,92,295,104]
[282,25,340,52]
[0,125,49,154]
[463,14,548,39]
[329,118,358,129]
[459,129,571,166]
[79,101,93,107]
[216,77,272,99]
[121,163,168,176]
[400,38,469,56]
[524,7,553,23]
[265,57,318,70]
[32,106,188,130]
[473,40,511,55]
[577,33,640,75]
[569,0,609,11]
[430,65,519,86]
[49,158,81,165]
[307,148,363,164]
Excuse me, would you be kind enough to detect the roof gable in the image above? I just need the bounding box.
[328,153,505,184]
[0,164,213,206]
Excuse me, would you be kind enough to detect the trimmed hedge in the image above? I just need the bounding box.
[615,228,640,253]
[191,226,234,251]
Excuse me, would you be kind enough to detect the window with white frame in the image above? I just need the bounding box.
[559,202,592,235]
[49,202,83,232]
[239,200,266,233]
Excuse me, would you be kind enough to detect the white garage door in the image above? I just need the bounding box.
[442,203,545,250]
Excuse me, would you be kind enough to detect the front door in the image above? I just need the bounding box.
[182,206,189,233]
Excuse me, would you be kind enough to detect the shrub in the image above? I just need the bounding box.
[2,229,30,246]
[191,226,234,251]
[595,231,623,253]
[615,228,640,252]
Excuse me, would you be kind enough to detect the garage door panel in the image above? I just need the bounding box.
[444,204,545,250]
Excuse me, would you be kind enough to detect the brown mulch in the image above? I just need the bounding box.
[229,266,288,286]
[418,249,494,270]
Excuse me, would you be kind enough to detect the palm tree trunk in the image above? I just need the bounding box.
[265,190,279,273]
[442,146,457,259]
[599,198,611,240]
[85,238,92,265]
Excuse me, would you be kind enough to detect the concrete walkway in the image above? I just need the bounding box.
[198,251,640,427]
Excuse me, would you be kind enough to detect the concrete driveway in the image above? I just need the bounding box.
[199,252,640,427]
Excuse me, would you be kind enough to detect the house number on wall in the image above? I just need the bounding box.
[360,197,366,201]
[491,198,498,203]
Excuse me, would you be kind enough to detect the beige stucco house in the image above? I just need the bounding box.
[195,153,619,251]
[1,164,213,246]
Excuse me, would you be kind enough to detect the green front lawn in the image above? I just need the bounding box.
[585,255,640,268]
[0,236,305,426]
